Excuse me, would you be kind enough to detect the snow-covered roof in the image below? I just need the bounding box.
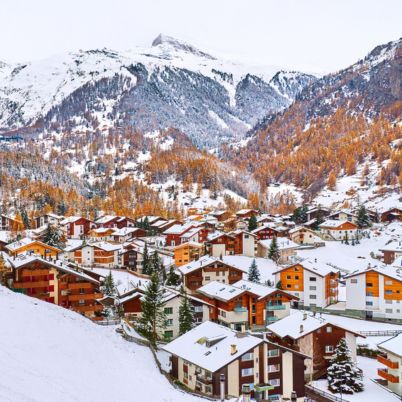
[162,321,263,372]
[232,279,283,300]
[89,242,122,252]
[173,241,203,250]
[345,264,402,283]
[378,333,402,358]
[267,311,361,340]
[252,223,276,233]
[63,239,84,252]
[379,241,402,252]
[163,224,192,235]
[0,231,10,244]
[236,209,257,215]
[178,255,221,275]
[112,227,140,236]
[60,216,84,225]
[197,281,245,301]
[207,231,234,242]
[319,219,356,229]
[299,259,340,277]
[95,215,118,224]
[91,227,114,234]
[259,238,299,250]
[181,227,202,238]
[8,254,99,284]
[6,237,60,252]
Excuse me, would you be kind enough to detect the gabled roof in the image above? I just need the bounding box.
[197,281,245,301]
[95,215,118,224]
[162,321,263,372]
[8,254,99,284]
[233,279,297,300]
[178,255,241,275]
[163,223,193,235]
[345,264,402,283]
[60,216,89,225]
[89,242,122,252]
[267,311,362,340]
[378,333,402,358]
[6,237,61,253]
[273,259,339,277]
[379,241,402,253]
[207,231,235,242]
[319,219,356,229]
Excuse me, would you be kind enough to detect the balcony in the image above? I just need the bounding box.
[378,368,399,383]
[266,316,279,323]
[196,374,212,385]
[67,282,93,290]
[266,304,286,311]
[13,281,50,289]
[234,306,248,313]
[377,355,399,369]
[73,304,103,313]
[68,293,102,301]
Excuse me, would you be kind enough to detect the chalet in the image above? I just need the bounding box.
[163,223,195,247]
[88,227,115,242]
[267,311,362,380]
[74,242,121,268]
[112,227,145,243]
[173,241,203,267]
[60,239,84,263]
[273,260,340,309]
[180,226,208,244]
[0,231,10,252]
[289,226,325,246]
[229,229,257,257]
[345,264,402,321]
[379,241,402,264]
[33,213,63,229]
[151,219,181,234]
[197,280,297,331]
[6,237,60,259]
[0,214,24,232]
[95,215,136,229]
[163,321,309,399]
[7,254,103,317]
[377,334,402,395]
[119,286,210,341]
[381,208,402,223]
[318,219,357,241]
[305,206,330,222]
[60,216,95,239]
[252,223,277,240]
[328,209,357,224]
[178,256,243,294]
[258,238,299,264]
[206,232,236,258]
[235,209,259,219]
[210,210,232,222]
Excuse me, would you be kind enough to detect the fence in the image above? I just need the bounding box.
[358,330,402,337]
[305,384,349,402]
[92,318,121,326]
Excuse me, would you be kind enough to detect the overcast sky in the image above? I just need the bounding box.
[1,0,401,73]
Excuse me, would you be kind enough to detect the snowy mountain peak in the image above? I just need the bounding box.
[151,33,216,60]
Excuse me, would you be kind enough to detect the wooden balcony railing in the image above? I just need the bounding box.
[377,355,399,369]
[13,281,50,289]
[67,282,93,290]
[68,293,102,301]
[378,368,399,383]
[73,304,103,313]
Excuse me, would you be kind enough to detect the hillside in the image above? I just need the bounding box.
[0,285,204,402]
[0,34,315,148]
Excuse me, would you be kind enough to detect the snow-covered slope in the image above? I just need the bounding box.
[0,285,204,402]
[0,34,315,147]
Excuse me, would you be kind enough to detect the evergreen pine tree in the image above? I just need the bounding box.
[356,205,370,229]
[43,224,65,249]
[151,251,161,274]
[276,280,283,290]
[0,253,8,285]
[142,243,151,275]
[327,338,364,394]
[268,236,280,263]
[143,217,150,232]
[20,208,30,229]
[247,259,260,283]
[102,271,117,296]
[138,273,166,345]
[179,287,194,335]
[166,266,180,286]
[248,215,258,232]
[344,232,349,245]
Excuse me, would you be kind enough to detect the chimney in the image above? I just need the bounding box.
[291,391,297,402]
[230,344,237,355]
[220,373,225,402]
[300,324,304,333]
[315,258,317,263]
[303,311,307,320]
[242,384,251,402]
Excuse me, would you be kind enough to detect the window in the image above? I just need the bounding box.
[351,279,358,284]
[385,300,392,304]
[166,319,173,327]
[386,309,393,314]
[164,330,173,340]
[309,295,317,299]
[325,345,334,353]
[309,286,316,291]
[366,301,373,306]
[366,283,373,288]
[220,310,226,318]
[385,290,393,295]
[164,307,173,315]
[268,364,280,372]
[309,277,316,282]
[268,349,279,357]
[294,285,299,290]
[79,299,85,305]
[326,326,332,333]
[286,284,291,288]
[241,368,253,377]
[241,352,254,361]
[385,280,393,285]
[268,378,280,387]
[295,276,299,280]
[205,276,210,281]
[366,292,373,297]
[286,275,291,280]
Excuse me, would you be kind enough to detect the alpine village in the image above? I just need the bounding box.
[0,3,402,402]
